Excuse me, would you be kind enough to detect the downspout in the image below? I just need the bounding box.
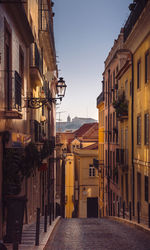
[131,54,135,216]
[108,69,110,216]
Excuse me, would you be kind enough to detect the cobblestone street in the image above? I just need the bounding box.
[46,218,150,250]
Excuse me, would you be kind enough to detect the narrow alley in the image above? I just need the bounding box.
[46,218,150,250]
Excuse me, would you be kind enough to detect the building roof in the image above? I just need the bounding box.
[74,123,98,138]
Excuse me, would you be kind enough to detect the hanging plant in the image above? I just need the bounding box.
[3,148,24,195]
[21,142,40,178]
[3,143,40,196]
[113,91,128,118]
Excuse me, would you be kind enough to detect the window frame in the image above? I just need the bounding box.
[144,113,149,145]
[145,49,150,84]
[137,59,141,89]
[137,115,141,145]
[89,164,95,177]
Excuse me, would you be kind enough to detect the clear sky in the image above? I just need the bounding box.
[53,0,131,122]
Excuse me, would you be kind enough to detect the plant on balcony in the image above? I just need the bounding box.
[113,91,128,118]
[3,143,40,196]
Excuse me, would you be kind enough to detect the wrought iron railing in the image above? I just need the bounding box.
[14,71,22,111]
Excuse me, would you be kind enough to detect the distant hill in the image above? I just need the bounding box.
[56,116,97,132]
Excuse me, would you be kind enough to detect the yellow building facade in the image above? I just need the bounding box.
[116,56,132,207]
[123,0,150,219]
[74,147,99,218]
[97,92,104,216]
[65,154,74,218]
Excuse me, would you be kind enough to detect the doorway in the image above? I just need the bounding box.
[87,197,98,218]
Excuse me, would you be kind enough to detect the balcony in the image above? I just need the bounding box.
[124,0,148,41]
[38,6,56,70]
[113,90,128,121]
[0,71,22,119]
[97,92,104,107]
[30,43,43,87]
[116,148,128,171]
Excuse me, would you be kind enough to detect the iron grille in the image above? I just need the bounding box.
[15,71,22,111]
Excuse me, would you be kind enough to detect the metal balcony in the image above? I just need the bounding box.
[0,70,22,119]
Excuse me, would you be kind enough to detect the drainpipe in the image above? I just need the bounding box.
[131,54,135,216]
[108,69,110,216]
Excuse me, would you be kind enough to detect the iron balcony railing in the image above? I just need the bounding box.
[97,92,104,106]
[30,43,43,76]
[14,71,22,112]
[124,0,148,41]
[4,70,22,112]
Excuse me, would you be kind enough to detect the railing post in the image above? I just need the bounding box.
[44,205,48,232]
[118,202,120,217]
[35,208,40,246]
[129,201,132,221]
[148,203,150,228]
[137,201,140,224]
[123,201,125,219]
[13,220,19,250]
[49,203,51,225]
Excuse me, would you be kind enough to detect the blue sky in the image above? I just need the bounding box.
[53,0,131,121]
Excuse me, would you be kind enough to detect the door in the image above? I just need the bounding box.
[87,197,98,218]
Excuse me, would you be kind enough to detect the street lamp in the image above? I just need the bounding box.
[26,77,67,109]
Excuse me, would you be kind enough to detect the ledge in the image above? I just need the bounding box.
[0,110,22,119]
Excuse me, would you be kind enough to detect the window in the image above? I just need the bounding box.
[113,112,115,143]
[125,80,128,99]
[19,46,24,94]
[113,151,115,182]
[4,19,12,110]
[89,164,95,177]
[130,80,132,96]
[137,115,141,145]
[145,176,148,202]
[105,81,107,106]
[109,74,112,104]
[137,59,141,89]
[105,150,107,176]
[113,70,115,89]
[116,120,118,143]
[145,50,150,83]
[105,116,107,142]
[109,151,112,178]
[144,113,149,145]
[109,114,112,142]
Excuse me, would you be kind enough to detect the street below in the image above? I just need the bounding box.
[46,218,150,250]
